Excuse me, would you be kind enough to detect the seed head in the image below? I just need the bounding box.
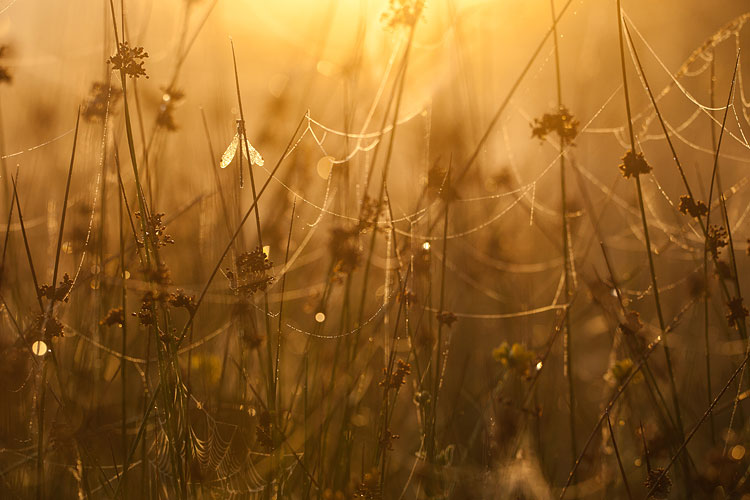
[645,467,671,499]
[678,195,708,218]
[531,105,579,146]
[108,42,149,79]
[618,150,652,179]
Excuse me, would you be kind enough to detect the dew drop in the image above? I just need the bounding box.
[32,340,48,357]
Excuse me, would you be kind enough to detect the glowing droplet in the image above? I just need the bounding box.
[422,242,431,251]
[535,361,543,371]
[315,312,326,323]
[90,279,100,290]
[316,156,334,179]
[263,245,271,259]
[32,340,48,356]
[124,270,131,279]
[634,458,642,467]
[732,445,746,460]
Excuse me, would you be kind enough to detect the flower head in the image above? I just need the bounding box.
[678,195,708,218]
[100,308,125,327]
[381,0,425,30]
[727,297,748,330]
[645,467,672,499]
[707,225,728,259]
[618,150,652,179]
[531,106,579,145]
[107,42,149,79]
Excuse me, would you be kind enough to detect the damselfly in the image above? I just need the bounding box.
[220,119,264,188]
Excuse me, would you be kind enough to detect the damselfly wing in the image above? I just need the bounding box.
[220,121,264,169]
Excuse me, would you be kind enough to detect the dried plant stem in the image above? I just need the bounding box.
[549,0,577,464]
[606,411,633,500]
[615,0,686,453]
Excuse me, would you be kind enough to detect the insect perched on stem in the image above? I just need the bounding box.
[220,119,264,187]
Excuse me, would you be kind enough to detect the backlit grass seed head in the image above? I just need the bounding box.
[82,82,122,122]
[436,310,457,327]
[107,42,149,79]
[227,247,274,296]
[30,313,65,341]
[531,105,579,146]
[678,194,708,218]
[38,273,73,303]
[133,291,164,326]
[135,211,175,248]
[618,150,652,179]
[380,359,411,389]
[99,308,124,327]
[381,0,425,30]
[645,468,672,499]
[168,290,196,314]
[727,297,749,330]
[618,310,643,336]
[492,341,536,377]
[707,224,729,259]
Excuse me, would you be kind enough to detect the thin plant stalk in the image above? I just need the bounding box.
[615,0,686,449]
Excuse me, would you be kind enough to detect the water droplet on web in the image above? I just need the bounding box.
[317,156,334,179]
[32,340,48,356]
[315,312,326,323]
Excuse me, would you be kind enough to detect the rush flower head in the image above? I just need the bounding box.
[135,211,175,248]
[618,150,652,179]
[707,224,728,259]
[645,467,672,499]
[99,308,125,327]
[678,195,708,218]
[227,247,274,296]
[531,105,579,145]
[107,42,149,79]
[380,359,411,389]
[436,310,457,327]
[381,0,425,30]
[726,297,748,330]
[38,273,73,303]
[492,341,536,377]
[30,313,64,341]
[168,290,196,314]
[618,310,643,336]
